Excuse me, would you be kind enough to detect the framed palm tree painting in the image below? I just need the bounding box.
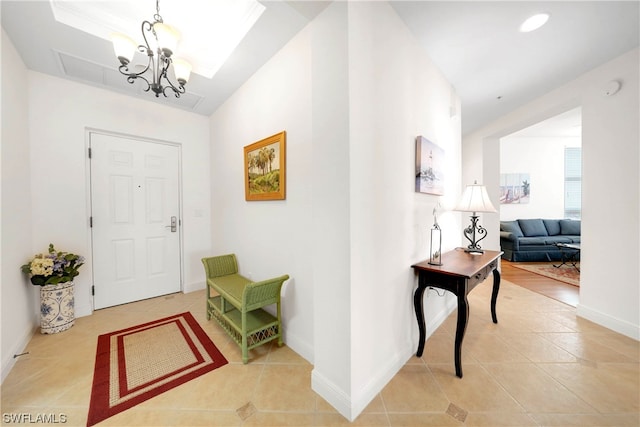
[244,131,286,201]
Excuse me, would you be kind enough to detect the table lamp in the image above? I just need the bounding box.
[455,181,497,254]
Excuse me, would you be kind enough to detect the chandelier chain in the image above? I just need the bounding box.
[154,0,163,24]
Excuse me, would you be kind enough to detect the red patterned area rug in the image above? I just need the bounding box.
[511,262,580,287]
[87,312,227,426]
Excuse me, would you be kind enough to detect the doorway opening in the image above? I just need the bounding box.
[498,107,582,305]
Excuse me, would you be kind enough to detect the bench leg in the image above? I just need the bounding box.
[242,312,249,364]
[277,303,283,347]
[206,286,212,320]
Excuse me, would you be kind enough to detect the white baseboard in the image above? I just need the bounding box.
[311,298,457,422]
[1,325,36,384]
[284,330,313,364]
[311,369,353,420]
[350,342,414,419]
[576,304,640,340]
[184,280,205,294]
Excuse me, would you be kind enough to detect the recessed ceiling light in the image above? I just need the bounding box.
[519,13,550,33]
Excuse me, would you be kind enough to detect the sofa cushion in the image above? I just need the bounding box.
[545,236,572,245]
[518,219,548,237]
[500,221,524,238]
[543,219,561,236]
[560,219,581,235]
[518,237,548,245]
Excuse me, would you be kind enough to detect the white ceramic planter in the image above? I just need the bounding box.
[40,281,75,334]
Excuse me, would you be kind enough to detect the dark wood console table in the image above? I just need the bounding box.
[411,249,503,378]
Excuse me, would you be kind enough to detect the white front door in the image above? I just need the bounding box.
[90,132,181,309]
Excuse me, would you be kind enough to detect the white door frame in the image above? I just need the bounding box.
[85,128,184,310]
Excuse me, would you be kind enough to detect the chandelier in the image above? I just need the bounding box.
[111,0,192,98]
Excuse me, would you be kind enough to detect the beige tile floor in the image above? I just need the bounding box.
[2,278,638,426]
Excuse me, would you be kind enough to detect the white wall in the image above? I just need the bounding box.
[310,1,352,410]
[209,2,462,420]
[26,73,211,319]
[500,136,581,220]
[463,48,639,340]
[1,29,38,381]
[346,2,461,419]
[209,20,315,363]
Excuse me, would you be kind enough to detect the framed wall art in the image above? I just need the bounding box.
[415,136,445,196]
[244,131,286,201]
[499,173,530,204]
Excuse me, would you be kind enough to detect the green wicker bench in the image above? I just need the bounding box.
[201,254,289,363]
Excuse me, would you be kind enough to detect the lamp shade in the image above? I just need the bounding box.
[455,182,497,213]
[111,33,137,65]
[153,22,179,57]
[172,58,192,85]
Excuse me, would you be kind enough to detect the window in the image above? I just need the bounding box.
[564,147,581,219]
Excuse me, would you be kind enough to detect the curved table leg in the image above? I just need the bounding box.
[454,290,469,378]
[414,283,427,357]
[491,269,500,324]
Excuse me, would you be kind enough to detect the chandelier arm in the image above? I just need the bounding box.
[159,59,186,97]
[117,53,152,79]
[133,75,151,93]
[117,54,152,93]
[123,68,151,92]
[163,84,185,98]
[140,20,156,56]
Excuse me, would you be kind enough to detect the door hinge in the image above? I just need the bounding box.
[89,216,93,228]
[88,147,92,158]
[91,285,95,296]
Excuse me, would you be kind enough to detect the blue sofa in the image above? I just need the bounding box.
[500,218,581,262]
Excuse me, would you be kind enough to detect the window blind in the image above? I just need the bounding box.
[564,147,581,219]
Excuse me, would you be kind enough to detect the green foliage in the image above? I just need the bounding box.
[248,170,280,194]
[21,244,85,286]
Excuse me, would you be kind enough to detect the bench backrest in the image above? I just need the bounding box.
[243,275,290,311]
[202,254,238,278]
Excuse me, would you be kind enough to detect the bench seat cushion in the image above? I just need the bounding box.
[208,274,251,307]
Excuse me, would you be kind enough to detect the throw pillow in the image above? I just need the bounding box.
[560,219,581,235]
[518,219,548,237]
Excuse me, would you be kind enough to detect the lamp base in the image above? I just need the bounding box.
[463,247,484,255]
[462,214,489,255]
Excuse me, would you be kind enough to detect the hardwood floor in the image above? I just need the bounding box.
[501,259,580,307]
